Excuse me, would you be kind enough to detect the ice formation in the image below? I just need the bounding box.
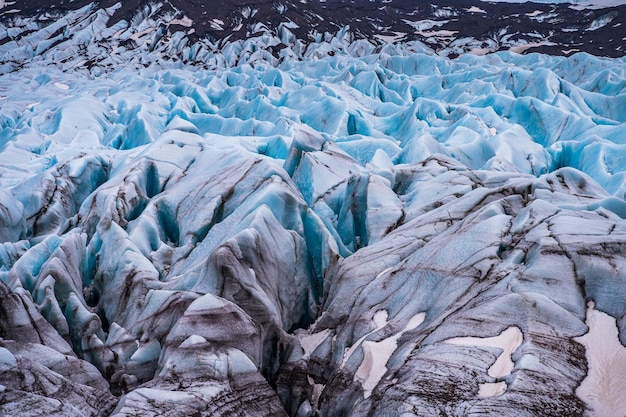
[1,1,626,416]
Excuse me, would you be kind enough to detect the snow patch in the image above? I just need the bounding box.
[481,0,625,9]
[478,381,507,397]
[526,10,543,17]
[586,11,618,31]
[445,326,523,397]
[508,41,555,54]
[575,302,626,417]
[466,6,487,13]
[170,16,192,27]
[211,19,224,31]
[374,32,407,43]
[298,329,331,357]
[469,48,492,56]
[421,30,458,37]
[354,312,426,398]
[0,8,18,16]
[130,27,156,41]
[340,310,388,369]
[403,19,449,32]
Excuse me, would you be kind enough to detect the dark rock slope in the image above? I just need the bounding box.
[2,0,625,58]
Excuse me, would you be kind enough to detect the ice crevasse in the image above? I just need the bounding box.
[0,44,626,417]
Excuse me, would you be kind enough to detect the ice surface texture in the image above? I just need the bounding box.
[1,27,626,417]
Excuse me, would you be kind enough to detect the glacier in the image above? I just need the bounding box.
[1,3,626,416]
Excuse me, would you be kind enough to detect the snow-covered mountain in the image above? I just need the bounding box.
[1,0,625,74]
[1,1,625,416]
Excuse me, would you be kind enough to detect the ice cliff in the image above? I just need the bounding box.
[1,2,626,417]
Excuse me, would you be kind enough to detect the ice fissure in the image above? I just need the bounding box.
[1,3,626,416]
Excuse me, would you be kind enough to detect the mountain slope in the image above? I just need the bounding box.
[1,0,625,74]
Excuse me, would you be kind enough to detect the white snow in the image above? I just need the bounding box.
[445,326,523,397]
[374,32,407,43]
[478,381,507,397]
[211,19,224,30]
[586,12,617,31]
[575,302,626,417]
[469,48,492,56]
[481,0,626,9]
[466,6,487,13]
[353,312,426,398]
[298,329,332,357]
[402,19,449,32]
[421,30,458,37]
[526,10,543,17]
[508,41,555,54]
[341,310,389,368]
[170,16,193,27]
[130,27,156,42]
[54,82,69,90]
[446,326,523,378]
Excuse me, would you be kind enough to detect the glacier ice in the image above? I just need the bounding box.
[0,15,626,417]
